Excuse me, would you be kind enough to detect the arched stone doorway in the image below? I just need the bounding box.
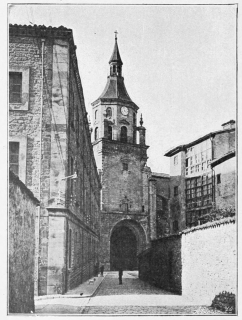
[110,219,146,271]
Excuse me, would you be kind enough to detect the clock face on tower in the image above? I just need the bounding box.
[121,106,129,116]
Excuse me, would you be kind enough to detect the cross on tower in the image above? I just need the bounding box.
[114,30,118,40]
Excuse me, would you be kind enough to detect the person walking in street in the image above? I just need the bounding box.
[118,267,123,285]
[100,265,104,277]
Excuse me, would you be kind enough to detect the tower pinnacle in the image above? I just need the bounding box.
[114,30,118,40]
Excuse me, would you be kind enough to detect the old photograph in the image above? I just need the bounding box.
[8,2,237,315]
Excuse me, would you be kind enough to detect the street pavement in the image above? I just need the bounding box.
[35,271,226,315]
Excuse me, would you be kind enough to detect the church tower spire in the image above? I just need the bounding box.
[91,34,150,271]
[109,31,123,77]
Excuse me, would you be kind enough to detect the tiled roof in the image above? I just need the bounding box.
[210,149,235,167]
[98,76,131,101]
[181,216,235,234]
[9,170,39,204]
[164,127,235,157]
[152,172,170,178]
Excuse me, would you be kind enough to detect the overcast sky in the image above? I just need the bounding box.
[8,3,237,173]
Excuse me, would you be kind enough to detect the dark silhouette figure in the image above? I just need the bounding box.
[118,268,123,285]
[100,265,104,277]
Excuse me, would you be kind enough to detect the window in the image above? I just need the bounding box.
[133,113,136,125]
[142,205,144,212]
[195,154,198,163]
[9,72,22,103]
[108,126,112,140]
[120,126,127,143]
[186,158,189,167]
[9,67,29,110]
[9,142,19,176]
[174,186,178,196]
[106,107,112,117]
[123,163,128,171]
[94,127,98,140]
[174,155,178,166]
[217,174,221,184]
[95,110,98,120]
[9,136,27,183]
[201,162,206,171]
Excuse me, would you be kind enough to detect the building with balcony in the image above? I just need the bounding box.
[164,120,235,230]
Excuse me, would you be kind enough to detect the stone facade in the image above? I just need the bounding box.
[182,217,236,304]
[211,151,236,210]
[138,217,236,304]
[164,121,236,231]
[9,170,39,313]
[9,24,101,295]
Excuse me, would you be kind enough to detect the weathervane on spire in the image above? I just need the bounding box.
[140,114,143,126]
[114,30,118,40]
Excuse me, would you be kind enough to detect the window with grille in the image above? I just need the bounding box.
[9,72,22,103]
[9,142,20,176]
[185,174,212,211]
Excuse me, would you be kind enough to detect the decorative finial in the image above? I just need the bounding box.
[114,30,118,40]
[140,114,143,126]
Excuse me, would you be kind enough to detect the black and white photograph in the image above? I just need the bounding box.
[6,1,238,316]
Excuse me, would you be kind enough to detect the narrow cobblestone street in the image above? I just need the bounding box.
[81,272,225,315]
[35,271,227,315]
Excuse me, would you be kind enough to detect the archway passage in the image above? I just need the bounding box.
[110,226,138,271]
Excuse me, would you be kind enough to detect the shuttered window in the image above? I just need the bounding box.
[9,142,20,176]
[9,72,22,103]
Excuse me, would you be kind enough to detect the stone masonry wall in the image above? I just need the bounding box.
[213,130,235,159]
[138,235,182,294]
[138,217,236,302]
[150,236,182,294]
[9,171,39,313]
[9,33,53,295]
[182,217,236,304]
[101,140,148,213]
[214,157,236,210]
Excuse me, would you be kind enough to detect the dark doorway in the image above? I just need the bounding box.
[110,226,137,271]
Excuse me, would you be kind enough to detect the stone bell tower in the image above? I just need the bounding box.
[92,32,151,271]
